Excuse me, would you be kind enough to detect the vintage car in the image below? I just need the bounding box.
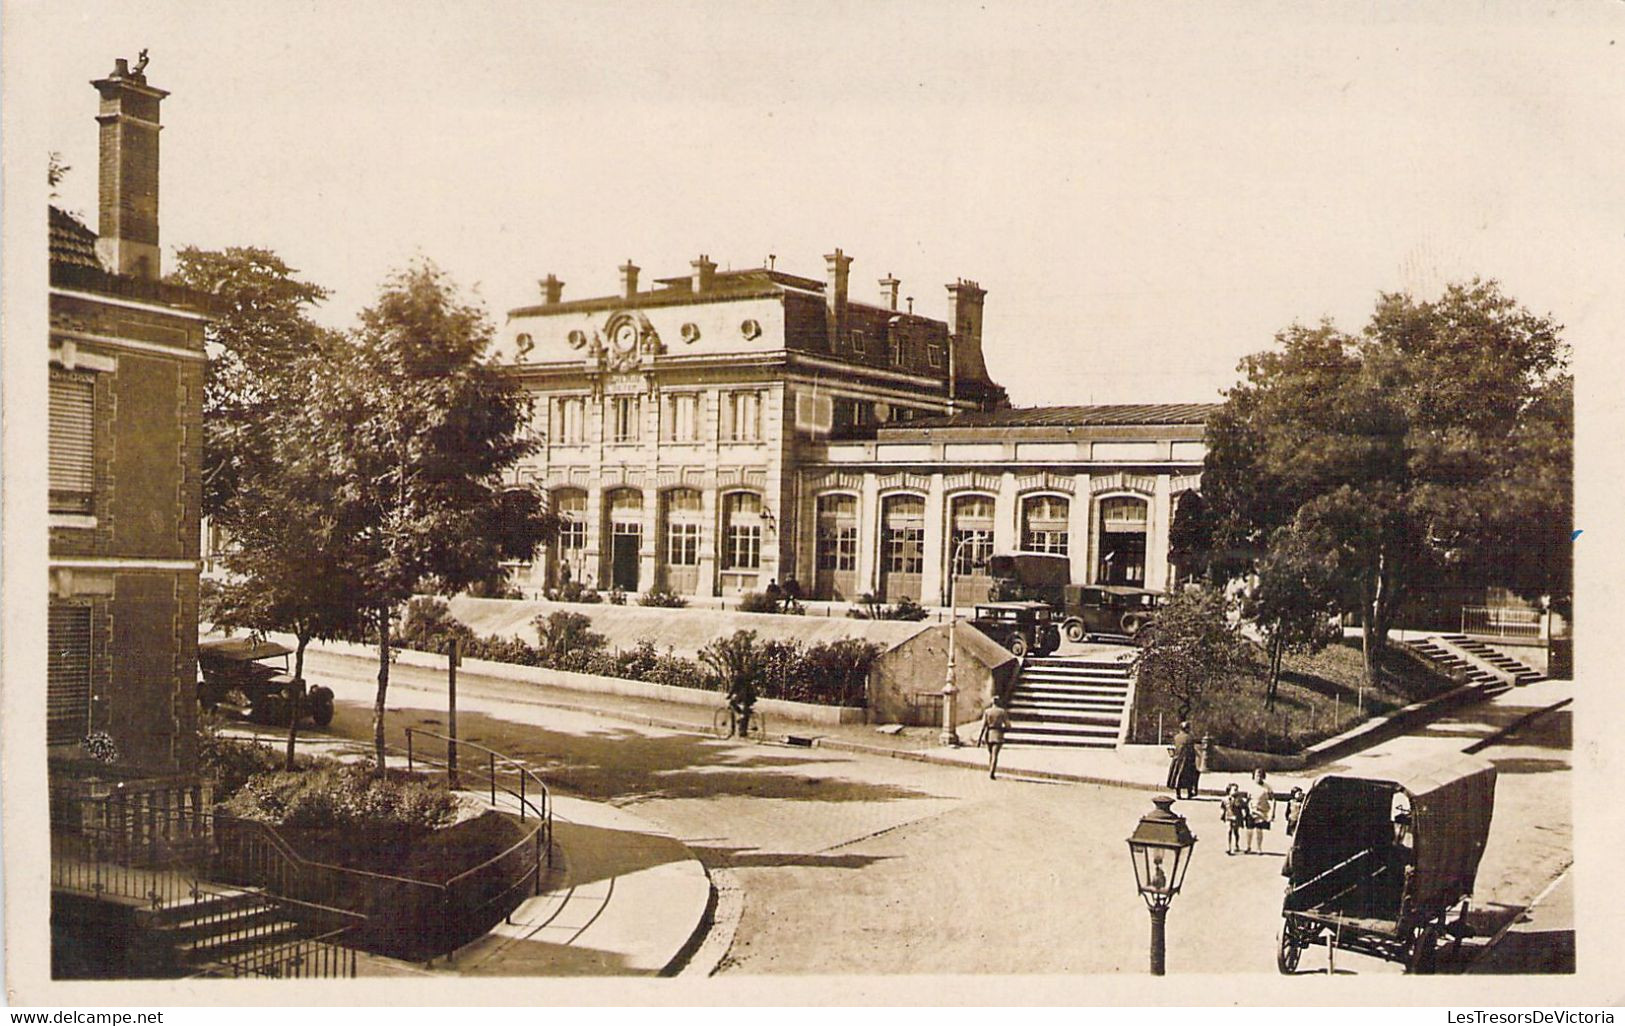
[197,637,335,727]
[965,601,1062,658]
[1058,584,1164,643]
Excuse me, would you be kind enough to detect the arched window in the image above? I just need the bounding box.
[1021,494,1071,555]
[882,494,926,575]
[950,494,996,576]
[722,492,763,570]
[1097,495,1149,585]
[664,488,703,567]
[815,493,859,572]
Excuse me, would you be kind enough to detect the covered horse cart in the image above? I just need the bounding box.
[1277,752,1497,974]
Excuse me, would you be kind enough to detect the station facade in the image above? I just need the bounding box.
[493,254,1215,604]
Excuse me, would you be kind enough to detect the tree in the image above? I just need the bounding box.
[1204,280,1571,682]
[1135,586,1247,722]
[307,261,558,770]
[1239,524,1342,708]
[171,248,365,768]
[699,630,764,736]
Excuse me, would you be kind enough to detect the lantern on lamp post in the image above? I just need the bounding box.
[1126,795,1197,976]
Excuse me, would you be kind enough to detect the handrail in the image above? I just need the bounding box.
[215,812,438,891]
[402,727,550,823]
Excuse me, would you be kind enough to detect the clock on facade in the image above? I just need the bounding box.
[612,318,640,354]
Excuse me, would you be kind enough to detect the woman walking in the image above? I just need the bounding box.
[1166,721,1201,799]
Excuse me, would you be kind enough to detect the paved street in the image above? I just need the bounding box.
[287,648,1572,976]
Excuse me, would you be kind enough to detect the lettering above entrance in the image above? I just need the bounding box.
[1089,471,1156,496]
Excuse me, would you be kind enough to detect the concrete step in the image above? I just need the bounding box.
[1003,730,1119,749]
[180,917,311,963]
[1009,698,1127,713]
[1013,683,1130,699]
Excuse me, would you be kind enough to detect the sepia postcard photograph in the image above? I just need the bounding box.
[3,0,1622,1009]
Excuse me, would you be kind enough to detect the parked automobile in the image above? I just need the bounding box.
[965,601,1061,658]
[1058,584,1164,643]
[197,637,335,727]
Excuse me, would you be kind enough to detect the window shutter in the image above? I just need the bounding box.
[50,374,95,494]
[47,605,92,746]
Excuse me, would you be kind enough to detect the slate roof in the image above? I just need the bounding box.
[899,403,1221,429]
[49,206,102,269]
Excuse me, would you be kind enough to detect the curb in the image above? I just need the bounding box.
[1463,696,1573,755]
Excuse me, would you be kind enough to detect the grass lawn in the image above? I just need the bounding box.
[1126,637,1457,754]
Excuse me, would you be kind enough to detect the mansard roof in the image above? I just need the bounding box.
[899,403,1221,430]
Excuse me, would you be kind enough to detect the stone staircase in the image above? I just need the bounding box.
[1404,634,1545,696]
[1003,656,1134,748]
[139,887,333,976]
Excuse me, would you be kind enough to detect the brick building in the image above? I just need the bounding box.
[48,58,209,776]
[493,256,1216,603]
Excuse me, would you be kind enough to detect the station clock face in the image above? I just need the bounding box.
[612,319,640,353]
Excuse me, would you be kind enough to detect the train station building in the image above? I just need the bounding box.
[492,253,1217,604]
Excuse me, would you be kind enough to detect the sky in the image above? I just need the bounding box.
[15,1,1625,406]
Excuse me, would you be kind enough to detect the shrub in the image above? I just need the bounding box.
[547,579,602,604]
[700,630,764,727]
[607,587,628,606]
[736,591,781,614]
[197,714,297,800]
[638,588,689,608]
[466,577,525,600]
[223,762,457,832]
[646,651,711,690]
[465,634,542,665]
[399,597,476,655]
[533,610,608,671]
[848,593,929,621]
[788,638,880,707]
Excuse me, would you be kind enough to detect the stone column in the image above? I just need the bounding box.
[921,473,946,606]
[993,471,1019,553]
[1148,473,1173,591]
[1070,472,1092,584]
[640,484,660,593]
[857,473,881,595]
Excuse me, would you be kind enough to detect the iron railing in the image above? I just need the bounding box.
[203,927,358,979]
[1460,605,1543,641]
[404,727,553,863]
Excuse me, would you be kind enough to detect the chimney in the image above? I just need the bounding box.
[619,260,640,298]
[824,248,852,351]
[92,52,167,280]
[690,254,716,293]
[879,274,900,311]
[944,278,990,392]
[540,274,564,304]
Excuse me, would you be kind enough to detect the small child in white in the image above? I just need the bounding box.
[1220,782,1250,855]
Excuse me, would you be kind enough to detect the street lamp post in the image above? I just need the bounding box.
[941,534,983,747]
[1126,795,1197,975]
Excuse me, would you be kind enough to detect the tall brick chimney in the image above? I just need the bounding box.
[539,274,564,304]
[824,248,852,351]
[619,260,640,298]
[93,53,166,280]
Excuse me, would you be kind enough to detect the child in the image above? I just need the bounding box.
[1247,768,1275,854]
[1285,786,1306,836]
[1220,782,1250,855]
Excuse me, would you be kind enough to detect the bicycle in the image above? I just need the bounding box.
[712,704,768,741]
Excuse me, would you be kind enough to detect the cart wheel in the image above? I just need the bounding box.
[1063,619,1085,644]
[1277,921,1306,974]
[1406,925,1440,975]
[309,688,335,727]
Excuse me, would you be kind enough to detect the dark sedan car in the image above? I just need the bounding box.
[965,601,1062,658]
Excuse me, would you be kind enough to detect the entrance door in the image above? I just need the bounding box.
[611,525,641,591]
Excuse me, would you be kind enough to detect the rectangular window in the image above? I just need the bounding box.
[885,526,925,574]
[727,391,762,443]
[48,604,92,747]
[556,492,588,553]
[611,396,640,443]
[666,394,698,442]
[50,372,95,514]
[851,329,866,354]
[927,343,945,368]
[816,524,858,571]
[556,397,586,444]
[951,529,995,576]
[667,521,701,566]
[888,334,903,367]
[725,523,761,569]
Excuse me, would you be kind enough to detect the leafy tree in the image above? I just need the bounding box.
[307,261,559,770]
[1240,524,1342,707]
[1135,586,1248,722]
[171,248,364,768]
[1205,280,1571,682]
[699,630,764,736]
